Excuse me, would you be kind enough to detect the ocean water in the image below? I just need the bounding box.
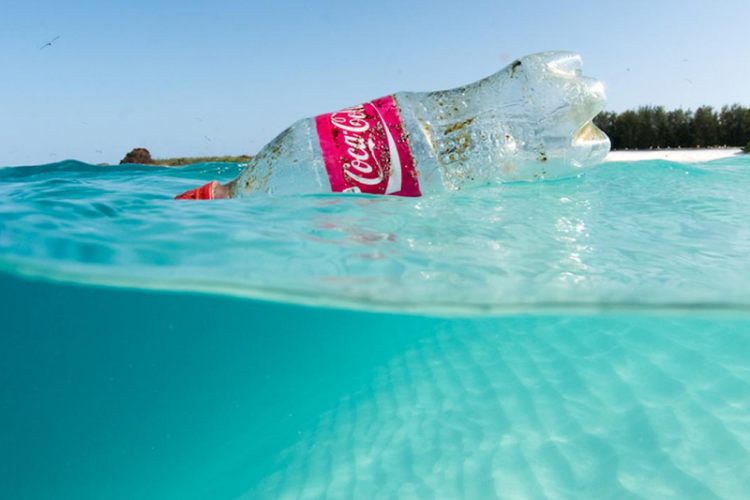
[1,157,749,499]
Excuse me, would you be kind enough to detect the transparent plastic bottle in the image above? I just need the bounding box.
[175,51,610,200]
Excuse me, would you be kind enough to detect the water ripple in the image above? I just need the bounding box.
[1,158,749,314]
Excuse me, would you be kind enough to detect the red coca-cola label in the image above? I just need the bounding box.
[315,95,421,197]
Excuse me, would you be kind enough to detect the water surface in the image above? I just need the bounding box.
[1,157,749,499]
[1,157,749,313]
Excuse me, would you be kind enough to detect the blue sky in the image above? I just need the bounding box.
[1,0,748,167]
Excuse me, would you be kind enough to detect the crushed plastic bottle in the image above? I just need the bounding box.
[176,51,610,200]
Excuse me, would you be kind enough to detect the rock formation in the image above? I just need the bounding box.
[120,148,153,165]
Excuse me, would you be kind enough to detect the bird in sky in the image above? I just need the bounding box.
[40,36,61,50]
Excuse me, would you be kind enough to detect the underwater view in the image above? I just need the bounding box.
[1,157,749,499]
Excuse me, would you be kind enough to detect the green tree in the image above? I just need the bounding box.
[742,107,750,146]
[665,109,693,148]
[594,104,750,150]
[692,106,719,147]
[719,104,746,146]
[616,110,639,149]
[634,107,654,149]
[647,106,668,148]
[593,111,618,147]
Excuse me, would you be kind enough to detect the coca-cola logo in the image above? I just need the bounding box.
[330,105,384,187]
[315,95,421,197]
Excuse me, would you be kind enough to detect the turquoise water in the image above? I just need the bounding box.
[1,158,749,499]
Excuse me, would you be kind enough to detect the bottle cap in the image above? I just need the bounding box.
[175,182,214,200]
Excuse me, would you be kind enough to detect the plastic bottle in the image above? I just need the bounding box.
[175,51,610,200]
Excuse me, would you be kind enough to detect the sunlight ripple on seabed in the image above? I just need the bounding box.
[242,316,750,500]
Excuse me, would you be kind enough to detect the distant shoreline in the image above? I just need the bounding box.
[151,148,744,166]
[2,150,745,169]
[149,155,253,166]
[604,148,743,163]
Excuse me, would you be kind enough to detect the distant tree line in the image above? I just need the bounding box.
[593,104,750,151]
[117,147,253,166]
